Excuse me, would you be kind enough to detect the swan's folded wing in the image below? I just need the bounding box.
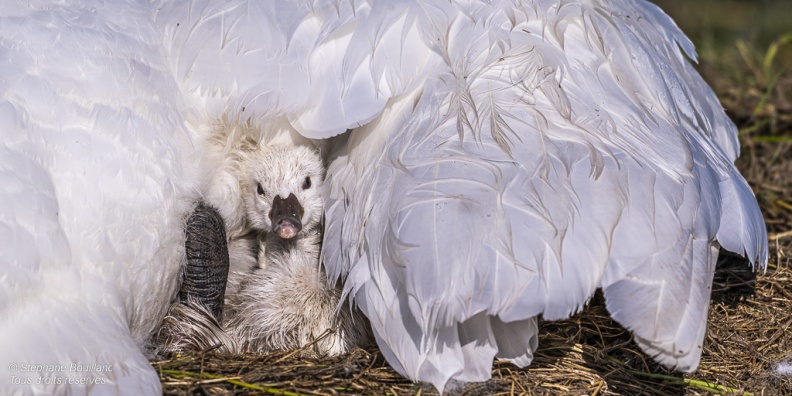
[323,0,767,391]
[153,0,448,138]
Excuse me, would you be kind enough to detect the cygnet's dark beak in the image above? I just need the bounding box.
[269,193,303,239]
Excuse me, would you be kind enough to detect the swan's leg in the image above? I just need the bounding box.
[155,203,236,354]
[180,202,229,320]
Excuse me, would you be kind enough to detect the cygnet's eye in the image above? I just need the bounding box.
[257,183,265,196]
[302,176,311,190]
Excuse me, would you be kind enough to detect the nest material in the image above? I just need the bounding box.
[152,256,792,395]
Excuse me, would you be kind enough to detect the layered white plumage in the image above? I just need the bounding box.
[0,1,201,394]
[154,0,767,390]
[2,0,768,394]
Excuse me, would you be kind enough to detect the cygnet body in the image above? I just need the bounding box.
[158,144,370,356]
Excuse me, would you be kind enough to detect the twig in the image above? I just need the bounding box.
[775,200,792,212]
[769,230,792,240]
[274,328,336,363]
[758,316,792,352]
[158,369,308,395]
[627,370,754,395]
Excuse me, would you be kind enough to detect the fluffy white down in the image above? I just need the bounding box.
[227,145,370,355]
[157,144,371,356]
[1,0,768,394]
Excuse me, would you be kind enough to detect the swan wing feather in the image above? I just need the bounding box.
[321,0,767,390]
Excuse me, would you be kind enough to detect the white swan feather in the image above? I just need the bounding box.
[0,1,207,394]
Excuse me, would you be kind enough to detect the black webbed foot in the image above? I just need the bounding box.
[180,202,229,320]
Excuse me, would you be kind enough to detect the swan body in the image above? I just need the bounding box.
[0,1,203,394]
[2,0,768,394]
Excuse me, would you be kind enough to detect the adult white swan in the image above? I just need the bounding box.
[1,0,767,394]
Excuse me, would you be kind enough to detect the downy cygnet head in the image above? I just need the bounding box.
[241,145,324,239]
